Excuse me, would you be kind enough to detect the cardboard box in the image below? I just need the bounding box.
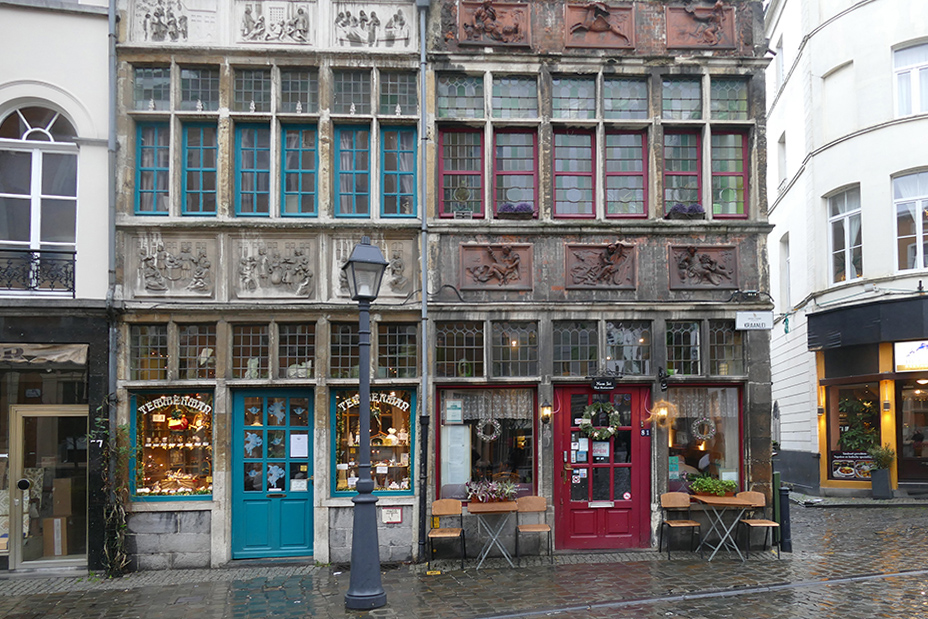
[52,478,72,517]
[43,517,68,557]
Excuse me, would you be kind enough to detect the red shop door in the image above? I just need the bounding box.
[554,386,651,550]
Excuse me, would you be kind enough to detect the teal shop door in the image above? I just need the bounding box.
[232,390,314,558]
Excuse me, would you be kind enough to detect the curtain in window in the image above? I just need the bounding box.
[443,388,534,420]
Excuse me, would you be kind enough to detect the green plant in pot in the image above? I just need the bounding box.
[688,474,737,496]
[868,443,895,500]
[837,397,878,451]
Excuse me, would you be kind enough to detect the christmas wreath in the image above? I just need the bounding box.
[475,418,502,442]
[579,402,624,441]
[691,416,717,441]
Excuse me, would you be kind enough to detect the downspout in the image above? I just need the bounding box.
[416,0,430,563]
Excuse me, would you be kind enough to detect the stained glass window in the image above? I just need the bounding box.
[437,74,484,119]
[492,76,538,118]
[552,77,596,119]
[662,78,702,120]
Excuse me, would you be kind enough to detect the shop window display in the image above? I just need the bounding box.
[438,388,534,499]
[333,389,413,495]
[827,383,879,481]
[666,387,740,492]
[134,392,213,497]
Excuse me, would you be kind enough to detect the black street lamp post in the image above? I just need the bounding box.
[342,236,389,611]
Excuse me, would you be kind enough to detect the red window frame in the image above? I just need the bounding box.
[710,131,749,219]
[493,129,538,218]
[553,128,596,219]
[605,130,648,219]
[438,128,484,218]
[663,131,701,216]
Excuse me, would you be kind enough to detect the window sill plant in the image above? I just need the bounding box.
[688,473,738,496]
[466,479,517,503]
[496,202,535,219]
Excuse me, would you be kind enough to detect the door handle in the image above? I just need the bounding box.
[561,463,573,481]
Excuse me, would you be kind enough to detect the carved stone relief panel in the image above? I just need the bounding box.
[669,245,738,290]
[130,0,218,44]
[458,1,531,47]
[332,2,413,49]
[129,233,217,299]
[565,3,635,49]
[666,2,735,49]
[333,237,414,299]
[460,244,532,291]
[237,1,317,45]
[232,236,316,299]
[565,242,636,289]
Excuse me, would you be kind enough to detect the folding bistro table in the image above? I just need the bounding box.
[467,500,518,569]
[692,494,753,561]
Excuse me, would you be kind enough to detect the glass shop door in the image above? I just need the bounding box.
[9,405,87,570]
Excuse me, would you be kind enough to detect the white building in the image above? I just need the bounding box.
[766,0,928,495]
[0,0,111,571]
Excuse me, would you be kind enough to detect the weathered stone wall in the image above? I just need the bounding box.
[328,507,414,563]
[127,511,212,570]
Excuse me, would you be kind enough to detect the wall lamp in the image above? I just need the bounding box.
[540,400,553,425]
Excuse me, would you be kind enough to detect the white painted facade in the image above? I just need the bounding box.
[765,0,928,491]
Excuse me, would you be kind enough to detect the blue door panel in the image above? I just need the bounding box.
[243,500,273,549]
[280,500,309,547]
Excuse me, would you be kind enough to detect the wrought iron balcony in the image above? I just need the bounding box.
[0,250,76,296]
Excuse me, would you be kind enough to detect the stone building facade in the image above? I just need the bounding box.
[112,0,771,570]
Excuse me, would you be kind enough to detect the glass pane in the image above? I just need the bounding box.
[267,430,286,458]
[614,467,631,499]
[244,398,263,426]
[40,200,77,243]
[42,154,77,196]
[290,399,310,426]
[244,463,263,491]
[244,429,264,459]
[0,197,31,242]
[267,463,286,491]
[591,467,610,500]
[0,151,32,194]
[267,398,286,426]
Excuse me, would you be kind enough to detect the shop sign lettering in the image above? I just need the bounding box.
[337,391,411,413]
[736,311,773,330]
[138,394,213,415]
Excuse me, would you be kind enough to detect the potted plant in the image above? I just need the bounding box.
[466,478,518,502]
[664,203,706,220]
[867,443,895,500]
[496,201,535,219]
[687,473,737,496]
[837,397,879,452]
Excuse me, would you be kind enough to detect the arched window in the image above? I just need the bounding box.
[0,106,78,292]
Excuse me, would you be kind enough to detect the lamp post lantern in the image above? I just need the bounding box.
[342,236,389,610]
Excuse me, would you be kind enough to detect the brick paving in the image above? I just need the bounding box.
[1,502,928,618]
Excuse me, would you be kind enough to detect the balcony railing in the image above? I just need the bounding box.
[0,250,76,296]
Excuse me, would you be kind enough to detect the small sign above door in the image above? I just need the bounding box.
[591,378,615,391]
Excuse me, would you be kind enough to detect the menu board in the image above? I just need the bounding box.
[830,451,876,480]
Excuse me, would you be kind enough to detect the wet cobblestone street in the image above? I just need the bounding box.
[2,503,928,618]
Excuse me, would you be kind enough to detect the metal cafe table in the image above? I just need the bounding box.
[467,500,518,569]
[692,494,753,561]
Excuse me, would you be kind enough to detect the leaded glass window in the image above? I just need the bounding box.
[333,70,371,115]
[605,321,651,375]
[663,132,700,214]
[378,324,418,379]
[234,69,272,112]
[180,68,220,112]
[440,130,483,217]
[437,74,484,119]
[492,76,538,118]
[711,132,746,217]
[130,324,168,380]
[553,321,598,377]
[233,324,269,379]
[604,78,648,120]
[330,323,359,378]
[435,321,484,378]
[662,78,702,120]
[380,72,418,116]
[552,77,596,119]
[554,131,594,217]
[605,132,646,216]
[134,67,171,111]
[494,131,537,216]
[491,322,538,377]
[281,69,318,114]
[710,78,749,120]
[666,321,700,375]
[279,323,315,378]
[709,321,743,375]
[178,324,216,379]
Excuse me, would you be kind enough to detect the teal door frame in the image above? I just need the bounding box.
[232,389,314,559]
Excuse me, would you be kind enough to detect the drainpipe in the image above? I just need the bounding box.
[416,0,430,563]
[106,0,118,469]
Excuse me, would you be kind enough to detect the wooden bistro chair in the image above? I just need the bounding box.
[428,499,466,570]
[736,491,780,559]
[659,492,701,559]
[515,495,552,565]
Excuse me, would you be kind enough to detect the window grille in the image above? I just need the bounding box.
[553,321,598,377]
[281,69,318,114]
[666,321,700,375]
[662,78,702,120]
[435,321,484,377]
[552,77,596,119]
[330,323,359,378]
[378,324,418,378]
[234,69,272,112]
[437,74,484,119]
[279,323,315,378]
[605,321,651,375]
[232,324,269,379]
[709,321,743,375]
[491,321,538,377]
[380,72,418,116]
[333,70,371,115]
[710,78,749,120]
[134,67,171,111]
[178,324,216,379]
[130,324,168,380]
[604,78,648,120]
[180,68,220,112]
[492,76,538,119]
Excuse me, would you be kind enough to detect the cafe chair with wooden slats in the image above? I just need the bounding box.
[736,491,780,559]
[428,499,466,570]
[515,495,552,565]
[658,492,701,559]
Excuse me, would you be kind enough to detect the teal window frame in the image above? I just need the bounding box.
[182,123,218,216]
[380,126,416,218]
[281,125,318,217]
[334,125,370,217]
[135,122,170,215]
[330,388,416,497]
[234,124,271,217]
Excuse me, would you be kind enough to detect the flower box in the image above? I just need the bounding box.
[496,211,534,220]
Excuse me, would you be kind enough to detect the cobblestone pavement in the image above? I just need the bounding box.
[1,503,928,618]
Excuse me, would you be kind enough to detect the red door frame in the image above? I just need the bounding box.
[553,385,652,550]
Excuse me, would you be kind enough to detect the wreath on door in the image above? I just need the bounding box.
[578,402,624,441]
[691,416,717,441]
[475,418,502,442]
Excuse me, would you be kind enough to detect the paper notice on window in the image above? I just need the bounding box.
[291,479,308,492]
[578,438,589,452]
[290,433,309,458]
[376,465,389,474]
[347,476,358,488]
[591,442,610,458]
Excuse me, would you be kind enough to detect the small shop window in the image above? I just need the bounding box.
[133,392,213,498]
[130,324,168,380]
[827,383,879,480]
[438,388,535,499]
[667,387,740,492]
[333,389,414,494]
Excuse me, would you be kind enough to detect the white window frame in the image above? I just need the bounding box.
[894,42,928,117]
[894,171,928,271]
[827,187,862,284]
